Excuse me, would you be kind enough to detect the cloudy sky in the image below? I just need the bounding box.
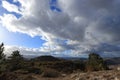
[0,0,120,58]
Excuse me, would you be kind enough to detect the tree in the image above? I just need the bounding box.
[9,50,23,60]
[86,53,108,71]
[0,43,6,64]
[0,43,6,73]
[7,50,24,71]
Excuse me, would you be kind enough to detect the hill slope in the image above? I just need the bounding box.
[105,57,120,65]
[31,55,61,62]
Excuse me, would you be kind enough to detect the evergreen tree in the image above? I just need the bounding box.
[9,50,23,60]
[7,50,24,71]
[87,53,108,71]
[0,43,6,73]
[0,43,6,64]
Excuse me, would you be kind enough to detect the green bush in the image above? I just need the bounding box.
[86,53,108,71]
[14,69,29,74]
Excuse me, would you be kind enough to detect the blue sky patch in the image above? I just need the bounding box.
[0,26,46,48]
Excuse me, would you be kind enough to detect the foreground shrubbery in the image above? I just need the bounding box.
[0,72,36,80]
[37,60,85,73]
[0,72,18,80]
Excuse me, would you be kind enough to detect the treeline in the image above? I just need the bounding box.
[0,43,108,75]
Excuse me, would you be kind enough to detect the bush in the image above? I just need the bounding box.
[86,53,108,71]
[22,75,35,80]
[14,69,29,74]
[26,67,43,74]
[0,64,8,73]
[0,72,18,80]
[41,68,60,78]
[74,60,86,71]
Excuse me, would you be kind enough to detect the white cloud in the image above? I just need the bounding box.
[4,45,74,58]
[2,1,20,13]
[0,0,120,57]
[4,45,50,57]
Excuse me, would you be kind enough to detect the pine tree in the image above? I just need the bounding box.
[0,43,6,64]
[7,50,24,71]
[87,53,108,71]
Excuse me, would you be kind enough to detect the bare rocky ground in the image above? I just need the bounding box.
[27,70,120,80]
[67,70,120,80]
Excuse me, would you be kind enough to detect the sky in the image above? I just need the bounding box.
[0,0,120,58]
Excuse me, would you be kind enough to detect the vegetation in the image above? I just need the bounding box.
[0,43,6,73]
[0,43,110,80]
[0,43,6,63]
[32,55,60,62]
[41,68,60,78]
[86,53,108,71]
[6,50,24,71]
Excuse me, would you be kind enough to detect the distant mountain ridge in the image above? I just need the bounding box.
[31,55,61,62]
[25,55,120,65]
[59,57,87,61]
[105,57,120,65]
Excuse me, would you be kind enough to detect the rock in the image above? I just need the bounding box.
[117,67,120,71]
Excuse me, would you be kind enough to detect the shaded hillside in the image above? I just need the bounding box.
[30,55,86,73]
[105,57,120,65]
[31,55,61,62]
[60,57,87,61]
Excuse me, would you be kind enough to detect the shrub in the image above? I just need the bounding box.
[41,68,60,78]
[74,60,86,71]
[86,53,108,71]
[26,67,43,74]
[22,75,35,80]
[14,69,28,74]
[0,72,18,80]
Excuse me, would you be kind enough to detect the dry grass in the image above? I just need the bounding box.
[41,68,60,78]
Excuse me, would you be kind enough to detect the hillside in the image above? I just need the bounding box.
[31,55,61,62]
[105,57,120,65]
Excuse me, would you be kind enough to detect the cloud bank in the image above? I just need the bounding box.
[0,0,120,57]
